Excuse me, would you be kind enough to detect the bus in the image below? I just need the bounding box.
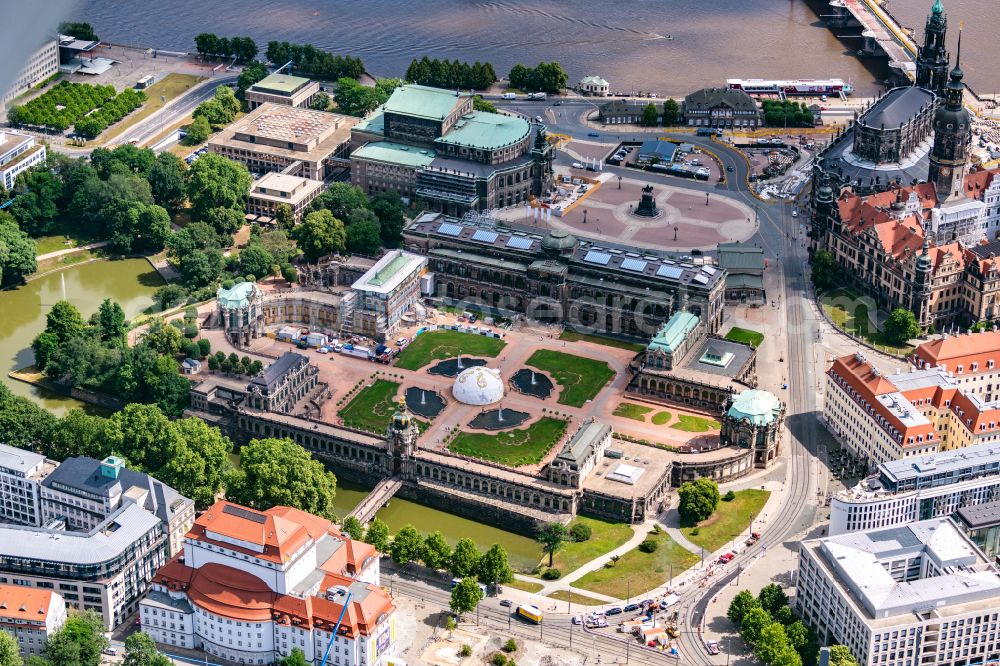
[516,604,543,624]
[451,578,488,597]
[136,75,154,90]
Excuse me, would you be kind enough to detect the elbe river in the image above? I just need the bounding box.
[77,0,997,96]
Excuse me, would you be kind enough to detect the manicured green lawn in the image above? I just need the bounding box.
[612,402,654,421]
[506,578,544,593]
[34,235,81,256]
[670,414,720,432]
[526,349,615,407]
[651,411,672,425]
[546,518,634,575]
[548,589,606,606]
[559,330,646,353]
[395,329,506,371]
[820,287,914,354]
[681,489,770,553]
[449,417,567,467]
[725,327,765,348]
[571,530,698,598]
[338,380,400,432]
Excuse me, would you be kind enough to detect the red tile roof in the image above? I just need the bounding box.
[188,501,323,564]
[912,331,1000,373]
[0,586,58,626]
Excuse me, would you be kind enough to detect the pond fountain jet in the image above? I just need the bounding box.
[421,390,427,405]
[498,407,504,422]
[531,371,537,386]
[60,273,66,301]
[457,355,463,370]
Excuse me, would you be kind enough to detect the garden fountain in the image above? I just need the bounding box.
[509,368,554,399]
[404,386,445,419]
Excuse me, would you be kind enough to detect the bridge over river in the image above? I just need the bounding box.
[823,0,918,84]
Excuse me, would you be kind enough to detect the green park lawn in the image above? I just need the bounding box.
[545,518,634,575]
[338,380,400,432]
[670,414,720,432]
[506,578,544,593]
[724,327,765,348]
[651,411,672,425]
[547,589,607,606]
[448,417,567,467]
[526,349,615,407]
[681,489,770,553]
[558,330,646,353]
[612,402,654,421]
[820,287,914,354]
[395,329,506,371]
[571,530,699,598]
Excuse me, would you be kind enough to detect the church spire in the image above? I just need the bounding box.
[927,22,971,203]
[916,0,949,96]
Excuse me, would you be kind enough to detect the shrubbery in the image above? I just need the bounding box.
[541,568,562,580]
[638,539,659,553]
[569,522,592,542]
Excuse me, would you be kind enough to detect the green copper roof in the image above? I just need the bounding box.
[931,0,944,15]
[435,111,531,151]
[727,389,782,426]
[648,311,699,353]
[251,72,311,94]
[368,253,410,287]
[355,110,385,136]
[384,84,469,121]
[352,141,436,168]
[217,282,257,309]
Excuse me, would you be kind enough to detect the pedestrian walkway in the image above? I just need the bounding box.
[534,522,651,598]
[36,240,107,261]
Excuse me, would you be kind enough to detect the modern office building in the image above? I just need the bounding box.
[244,73,320,110]
[0,502,168,629]
[0,131,46,191]
[209,103,358,180]
[247,172,324,224]
[796,518,1000,666]
[955,499,1000,563]
[2,39,59,110]
[350,84,553,214]
[830,440,1000,535]
[139,500,395,666]
[0,444,55,526]
[0,585,67,657]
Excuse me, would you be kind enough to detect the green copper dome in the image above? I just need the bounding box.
[931,0,944,15]
[541,228,578,252]
[727,389,782,426]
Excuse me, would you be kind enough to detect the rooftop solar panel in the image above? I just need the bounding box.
[439,223,463,236]
[584,250,611,265]
[223,504,267,524]
[471,229,499,243]
[506,236,533,250]
[701,266,717,274]
[656,265,683,279]
[621,258,648,272]
[693,274,710,284]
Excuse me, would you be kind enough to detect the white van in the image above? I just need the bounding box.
[501,92,517,100]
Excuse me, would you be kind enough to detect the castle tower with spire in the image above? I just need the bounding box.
[913,239,935,328]
[927,29,972,203]
[916,0,950,96]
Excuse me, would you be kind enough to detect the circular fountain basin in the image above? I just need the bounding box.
[467,409,530,431]
[509,368,554,399]
[428,357,487,377]
[404,387,446,419]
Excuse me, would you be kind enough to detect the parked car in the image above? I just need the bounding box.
[316,347,329,354]
[588,132,600,137]
[103,648,118,656]
[396,337,409,347]
[572,162,585,169]
[500,599,513,607]
[606,607,623,616]
[706,640,720,655]
[572,615,582,625]
[624,603,640,613]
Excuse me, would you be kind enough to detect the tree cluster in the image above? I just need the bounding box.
[206,350,262,376]
[296,183,405,261]
[727,585,819,666]
[405,57,497,90]
[264,41,364,81]
[508,62,568,93]
[883,308,920,345]
[58,21,99,41]
[236,61,268,106]
[333,77,399,118]
[662,98,681,126]
[193,33,258,63]
[28,610,108,666]
[7,81,144,136]
[227,437,339,518]
[192,85,242,129]
[0,210,36,285]
[762,100,814,128]
[677,477,720,525]
[809,249,838,292]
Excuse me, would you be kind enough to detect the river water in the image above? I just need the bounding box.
[0,259,163,415]
[76,0,997,97]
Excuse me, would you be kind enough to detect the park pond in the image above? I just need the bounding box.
[0,258,164,415]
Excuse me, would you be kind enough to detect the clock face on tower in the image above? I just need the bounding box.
[941,167,952,177]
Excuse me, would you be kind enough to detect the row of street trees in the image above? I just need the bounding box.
[728,584,834,666]
[405,57,497,90]
[193,33,258,63]
[264,42,365,81]
[640,99,681,127]
[508,62,568,94]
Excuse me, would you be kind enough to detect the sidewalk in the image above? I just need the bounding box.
[532,522,651,599]
[36,240,108,261]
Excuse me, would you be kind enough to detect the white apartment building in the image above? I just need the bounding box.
[0,585,67,657]
[830,441,1000,535]
[797,518,1000,666]
[140,500,396,666]
[0,444,55,526]
[2,39,59,109]
[0,502,167,630]
[0,132,46,191]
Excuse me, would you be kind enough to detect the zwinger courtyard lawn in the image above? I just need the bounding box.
[571,529,699,598]
[338,379,400,432]
[558,330,646,353]
[681,489,771,553]
[670,414,721,432]
[526,349,615,407]
[448,417,567,467]
[395,329,506,371]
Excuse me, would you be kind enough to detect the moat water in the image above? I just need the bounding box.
[0,259,163,415]
[77,0,999,97]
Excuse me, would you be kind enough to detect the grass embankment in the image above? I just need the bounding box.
[448,417,567,467]
[547,589,607,606]
[559,330,646,353]
[545,518,633,575]
[681,489,770,553]
[506,579,544,593]
[526,349,615,407]
[820,287,914,355]
[97,73,204,145]
[724,327,764,348]
[395,329,506,371]
[572,530,699,599]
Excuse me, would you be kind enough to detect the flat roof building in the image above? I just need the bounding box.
[0,585,67,657]
[350,250,427,339]
[3,39,59,111]
[209,103,358,180]
[247,172,324,223]
[797,518,1000,666]
[0,132,46,191]
[956,499,1000,564]
[0,443,55,527]
[245,72,320,110]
